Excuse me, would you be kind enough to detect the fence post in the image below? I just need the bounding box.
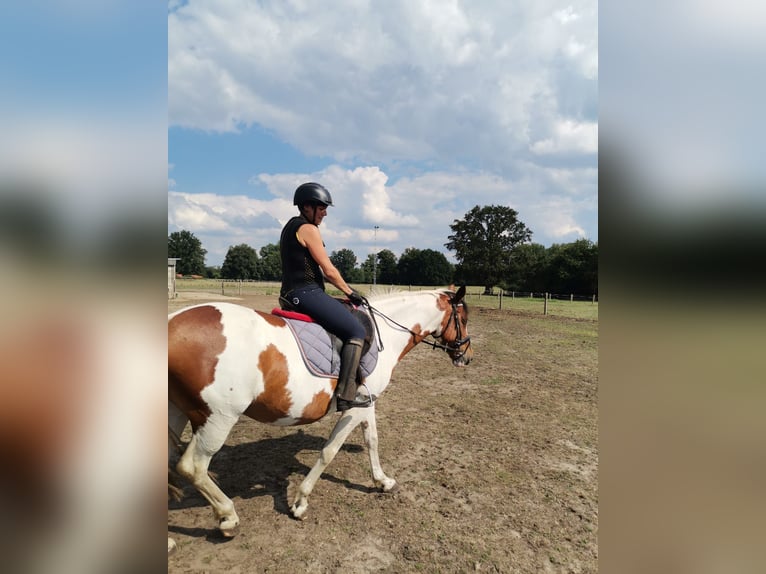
[221,280,225,295]
[499,290,503,310]
[570,293,573,302]
[512,291,515,300]
[544,292,549,315]
[592,294,596,304]
[238,280,242,296]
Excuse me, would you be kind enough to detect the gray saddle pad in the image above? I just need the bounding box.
[281,318,379,379]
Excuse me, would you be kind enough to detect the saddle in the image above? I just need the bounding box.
[270,304,379,380]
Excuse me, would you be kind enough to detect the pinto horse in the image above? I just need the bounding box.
[168,286,471,545]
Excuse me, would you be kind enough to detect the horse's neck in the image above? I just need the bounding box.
[370,292,442,355]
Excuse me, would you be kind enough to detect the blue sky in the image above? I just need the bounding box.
[168,0,598,267]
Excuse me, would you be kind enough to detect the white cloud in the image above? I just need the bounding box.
[168,192,230,232]
[530,197,588,240]
[352,167,419,227]
[169,163,596,265]
[554,6,581,24]
[531,119,598,155]
[168,0,598,167]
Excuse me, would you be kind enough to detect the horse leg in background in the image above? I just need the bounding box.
[360,406,397,492]
[175,412,241,537]
[290,409,367,520]
[168,401,188,464]
[167,402,188,554]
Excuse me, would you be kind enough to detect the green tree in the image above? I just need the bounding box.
[221,243,260,279]
[258,243,282,281]
[376,249,398,284]
[168,230,207,275]
[416,249,454,285]
[397,247,421,285]
[546,239,598,295]
[204,265,221,279]
[330,248,358,279]
[445,205,532,293]
[506,243,548,292]
[360,253,375,283]
[361,249,399,285]
[396,248,453,285]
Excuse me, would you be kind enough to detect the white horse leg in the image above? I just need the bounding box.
[360,407,397,492]
[290,410,366,520]
[176,414,240,537]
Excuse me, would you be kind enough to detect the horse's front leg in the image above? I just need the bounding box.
[290,409,365,520]
[360,405,397,492]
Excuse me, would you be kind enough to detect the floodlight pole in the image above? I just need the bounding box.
[373,225,380,287]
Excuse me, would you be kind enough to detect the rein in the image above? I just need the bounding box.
[360,296,471,359]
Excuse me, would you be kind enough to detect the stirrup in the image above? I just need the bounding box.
[336,383,377,411]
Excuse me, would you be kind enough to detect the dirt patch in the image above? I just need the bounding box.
[168,294,598,573]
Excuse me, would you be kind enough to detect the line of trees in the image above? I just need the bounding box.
[446,205,597,295]
[169,205,598,295]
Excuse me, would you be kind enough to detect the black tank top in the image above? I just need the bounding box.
[280,215,325,296]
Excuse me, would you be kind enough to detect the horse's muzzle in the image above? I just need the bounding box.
[450,342,473,366]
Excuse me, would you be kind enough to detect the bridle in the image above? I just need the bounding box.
[435,300,472,360]
[361,295,472,361]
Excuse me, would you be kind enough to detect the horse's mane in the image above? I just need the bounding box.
[366,287,454,303]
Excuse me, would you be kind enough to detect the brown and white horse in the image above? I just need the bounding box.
[168,286,471,548]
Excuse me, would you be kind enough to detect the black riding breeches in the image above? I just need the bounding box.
[284,285,365,342]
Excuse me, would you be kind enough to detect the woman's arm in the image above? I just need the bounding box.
[298,224,354,296]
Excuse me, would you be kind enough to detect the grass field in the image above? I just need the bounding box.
[173,278,598,320]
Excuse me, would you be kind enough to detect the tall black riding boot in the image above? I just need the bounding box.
[335,338,367,411]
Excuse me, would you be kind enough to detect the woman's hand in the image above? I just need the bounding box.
[347,289,365,306]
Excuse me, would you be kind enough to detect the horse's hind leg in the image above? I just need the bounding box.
[290,409,366,520]
[176,413,240,537]
[167,402,188,554]
[168,401,188,462]
[360,407,397,492]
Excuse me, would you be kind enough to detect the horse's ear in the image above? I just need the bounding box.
[453,285,466,303]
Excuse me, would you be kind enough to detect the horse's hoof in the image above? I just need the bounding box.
[290,504,307,521]
[377,479,398,493]
[219,518,239,538]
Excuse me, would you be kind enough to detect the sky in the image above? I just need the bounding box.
[167,0,598,267]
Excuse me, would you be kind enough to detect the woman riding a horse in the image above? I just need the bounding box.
[279,182,368,411]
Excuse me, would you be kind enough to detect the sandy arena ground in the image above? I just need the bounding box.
[168,293,597,573]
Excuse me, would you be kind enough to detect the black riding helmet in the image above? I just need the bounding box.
[293,182,333,207]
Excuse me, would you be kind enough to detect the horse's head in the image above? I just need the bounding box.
[435,285,473,367]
